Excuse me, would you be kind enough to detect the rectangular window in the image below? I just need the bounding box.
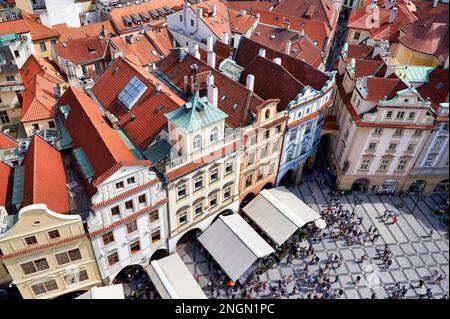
[33,258,49,272]
[424,156,435,167]
[373,128,383,135]
[276,125,282,134]
[126,220,138,234]
[209,194,218,208]
[67,249,82,262]
[25,236,38,246]
[31,280,58,296]
[48,230,60,239]
[111,206,120,217]
[289,129,297,141]
[149,211,159,223]
[127,177,136,185]
[32,123,40,131]
[178,211,187,225]
[248,152,255,166]
[210,167,219,183]
[408,112,416,120]
[0,111,10,124]
[286,150,293,162]
[125,200,134,211]
[14,50,20,58]
[260,145,268,159]
[393,128,404,136]
[194,202,203,216]
[385,111,393,119]
[107,252,119,266]
[257,167,265,181]
[6,75,14,82]
[359,159,370,170]
[102,231,115,246]
[48,121,56,128]
[433,139,444,149]
[388,143,397,151]
[249,134,257,145]
[151,229,161,244]
[177,184,186,198]
[64,270,89,286]
[353,31,361,40]
[407,143,415,152]
[264,129,270,140]
[94,63,100,72]
[129,240,140,255]
[225,162,233,175]
[55,252,70,265]
[343,129,349,142]
[115,181,124,190]
[39,42,47,52]
[397,160,408,171]
[223,187,231,200]
[20,262,37,275]
[378,159,390,171]
[368,142,377,150]
[396,111,405,119]
[190,19,194,27]
[245,175,253,188]
[272,141,279,153]
[413,129,422,137]
[194,176,203,190]
[138,194,146,205]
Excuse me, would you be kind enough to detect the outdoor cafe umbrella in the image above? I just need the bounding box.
[315,218,327,229]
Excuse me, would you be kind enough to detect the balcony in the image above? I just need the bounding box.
[0,63,19,76]
[166,132,242,171]
[0,80,23,92]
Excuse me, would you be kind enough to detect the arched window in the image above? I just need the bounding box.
[265,109,271,120]
[210,127,219,142]
[193,135,202,150]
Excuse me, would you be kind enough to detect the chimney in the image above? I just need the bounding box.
[444,56,449,70]
[183,2,189,27]
[246,74,255,92]
[197,7,203,27]
[127,35,134,44]
[299,29,305,38]
[389,7,398,23]
[207,75,218,107]
[433,0,439,8]
[384,0,396,9]
[189,44,201,59]
[207,51,216,68]
[155,83,161,92]
[285,40,292,54]
[282,20,290,30]
[104,111,119,129]
[207,35,214,52]
[367,0,378,11]
[273,57,282,65]
[221,32,229,44]
[258,48,266,58]
[211,4,217,17]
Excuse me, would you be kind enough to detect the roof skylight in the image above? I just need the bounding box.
[118,76,147,110]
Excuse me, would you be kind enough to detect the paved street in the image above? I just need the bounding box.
[178,174,449,299]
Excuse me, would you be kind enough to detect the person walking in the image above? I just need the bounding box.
[416,279,425,289]
[428,229,435,238]
[359,254,368,264]
[354,275,361,285]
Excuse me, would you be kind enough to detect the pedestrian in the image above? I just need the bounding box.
[334,274,340,283]
[435,274,444,285]
[417,279,425,289]
[354,275,361,285]
[386,259,393,269]
[391,215,398,225]
[359,254,368,263]
[371,292,376,299]
[429,229,435,238]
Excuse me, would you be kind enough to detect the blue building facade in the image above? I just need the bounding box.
[276,72,336,186]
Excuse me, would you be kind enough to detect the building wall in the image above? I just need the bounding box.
[0,32,36,68]
[22,118,56,137]
[346,28,371,45]
[0,204,102,299]
[86,166,168,284]
[33,36,59,59]
[392,42,440,67]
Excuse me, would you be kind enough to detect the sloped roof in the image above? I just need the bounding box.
[249,24,323,68]
[53,35,109,64]
[0,161,12,207]
[364,76,408,101]
[157,51,265,128]
[145,28,174,55]
[0,132,18,150]
[20,54,66,85]
[52,21,116,42]
[344,43,373,61]
[228,9,258,34]
[191,0,232,39]
[272,0,337,27]
[91,56,185,151]
[0,16,59,40]
[236,37,329,90]
[224,1,274,13]
[21,135,70,214]
[353,58,386,78]
[20,73,57,123]
[240,55,305,110]
[110,34,163,67]
[61,87,151,189]
[417,67,449,111]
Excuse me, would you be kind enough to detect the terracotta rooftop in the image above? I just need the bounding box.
[236,37,329,91]
[0,131,17,150]
[344,43,373,62]
[272,0,337,28]
[417,67,449,111]
[398,9,449,61]
[52,21,116,42]
[249,24,323,68]
[109,0,184,34]
[251,8,330,52]
[91,56,185,151]
[53,35,109,65]
[364,76,408,101]
[224,0,274,13]
[353,58,386,78]
[228,8,258,34]
[21,135,70,214]
[0,161,12,207]
[145,28,174,55]
[191,0,232,38]
[61,86,151,189]
[20,73,57,123]
[20,54,66,85]
[0,16,59,40]
[110,34,164,67]
[157,51,266,128]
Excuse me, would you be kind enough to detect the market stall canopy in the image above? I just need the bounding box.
[242,187,322,246]
[198,214,274,282]
[145,253,207,299]
[76,284,125,299]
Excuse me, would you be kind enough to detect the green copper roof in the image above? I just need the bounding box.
[164,93,228,133]
[395,65,434,85]
[12,166,25,206]
[144,139,173,163]
[73,147,95,181]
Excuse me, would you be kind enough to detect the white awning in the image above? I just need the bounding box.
[242,186,322,246]
[198,214,274,282]
[145,253,207,299]
[75,284,125,299]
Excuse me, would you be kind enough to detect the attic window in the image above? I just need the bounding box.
[221,95,227,101]
[156,104,164,113]
[436,82,444,89]
[88,46,96,53]
[118,76,148,110]
[232,103,239,110]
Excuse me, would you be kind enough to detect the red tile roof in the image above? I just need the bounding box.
[228,9,258,34]
[353,59,386,78]
[0,132,17,150]
[191,0,232,39]
[345,43,373,61]
[365,76,407,101]
[0,16,59,40]
[236,37,329,90]
[110,34,162,67]
[20,73,57,123]
[109,0,184,34]
[251,8,330,51]
[224,1,274,13]
[22,135,70,214]
[20,54,66,85]
[92,56,185,151]
[157,51,266,128]
[398,9,449,61]
[417,67,449,111]
[52,21,116,42]
[145,28,174,55]
[53,35,109,65]
[272,0,337,27]
[0,162,12,207]
[61,86,151,188]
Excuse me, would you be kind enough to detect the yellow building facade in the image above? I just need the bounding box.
[0,204,102,299]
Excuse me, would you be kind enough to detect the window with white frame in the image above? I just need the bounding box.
[388,143,397,151]
[194,201,203,216]
[343,129,350,142]
[289,129,297,141]
[359,159,371,170]
[393,128,404,136]
[125,200,134,212]
[286,149,293,162]
[225,162,233,175]
[248,152,256,166]
[396,111,405,119]
[256,167,265,181]
[268,162,276,175]
[385,111,393,119]
[31,280,58,296]
[408,112,416,120]
[223,186,232,200]
[194,175,203,191]
[413,129,422,137]
[373,127,383,135]
[126,176,135,185]
[151,229,161,244]
[432,138,445,150]
[210,167,219,183]
[63,270,89,287]
[337,143,345,160]
[193,135,202,150]
[407,143,416,152]
[378,159,390,171]
[396,159,408,171]
[210,128,219,142]
[272,141,279,153]
[115,181,124,190]
[209,193,218,208]
[424,155,435,167]
[368,142,377,151]
[177,183,187,199]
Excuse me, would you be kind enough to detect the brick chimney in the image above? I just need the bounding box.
[384,0,396,9]
[207,75,218,107]
[389,7,398,23]
[258,48,266,58]
[221,32,229,44]
[246,74,255,92]
[433,0,439,8]
[273,57,282,65]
